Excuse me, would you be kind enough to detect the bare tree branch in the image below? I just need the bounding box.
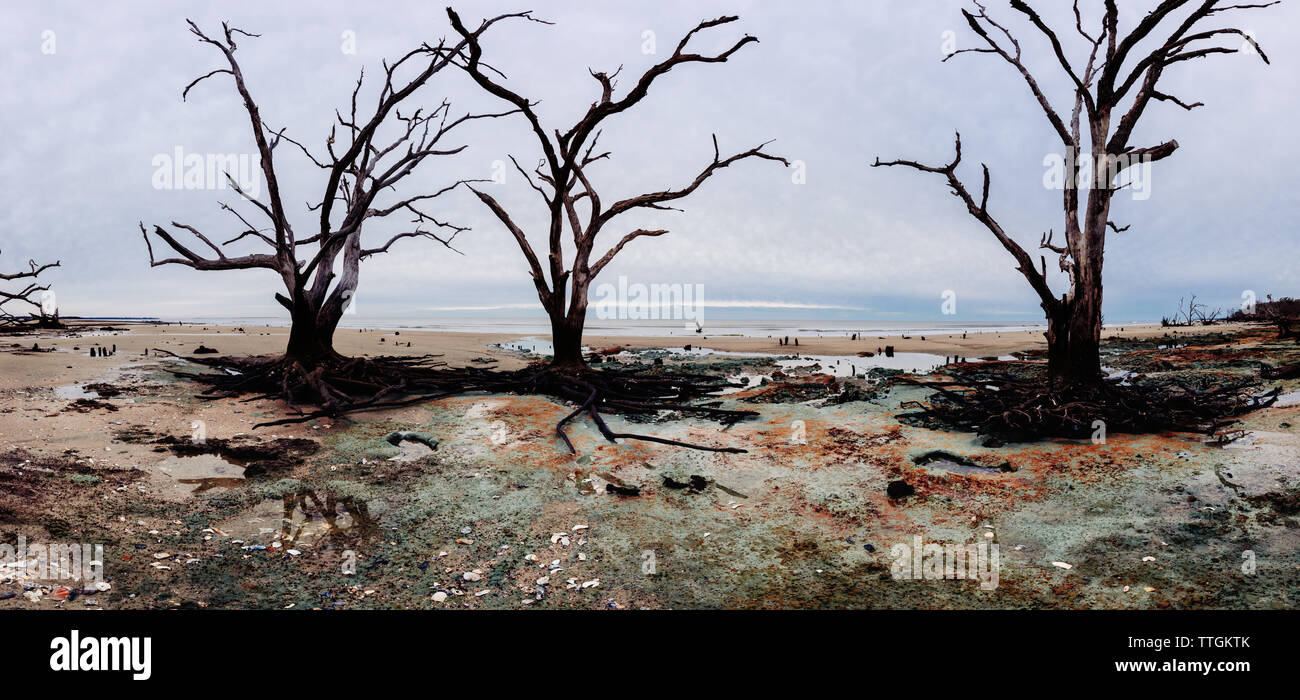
[142,17,521,360]
[446,9,787,366]
[879,0,1279,384]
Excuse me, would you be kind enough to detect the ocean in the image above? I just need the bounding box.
[148,316,1153,339]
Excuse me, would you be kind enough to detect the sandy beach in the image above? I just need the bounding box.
[587,322,1257,358]
[0,319,1256,388]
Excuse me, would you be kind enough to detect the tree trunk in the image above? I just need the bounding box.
[549,311,586,370]
[1044,304,1068,380]
[1048,171,1110,387]
[1046,303,1102,386]
[285,297,341,365]
[1064,290,1102,383]
[1044,244,1104,387]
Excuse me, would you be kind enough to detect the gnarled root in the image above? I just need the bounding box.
[899,369,1278,442]
[157,350,755,453]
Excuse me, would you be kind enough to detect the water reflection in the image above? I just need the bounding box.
[218,487,378,550]
[278,488,377,547]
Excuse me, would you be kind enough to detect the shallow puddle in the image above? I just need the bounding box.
[1275,391,1300,408]
[721,373,770,394]
[913,451,1008,476]
[920,459,1002,476]
[157,454,246,495]
[54,384,99,400]
[390,440,435,461]
[218,493,376,549]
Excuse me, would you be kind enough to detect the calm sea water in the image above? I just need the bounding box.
[158,315,1153,339]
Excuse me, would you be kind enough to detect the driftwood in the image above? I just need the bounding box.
[0,249,60,330]
[1261,363,1300,380]
[158,351,755,454]
[899,369,1278,442]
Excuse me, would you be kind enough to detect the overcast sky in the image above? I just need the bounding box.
[2,0,1296,323]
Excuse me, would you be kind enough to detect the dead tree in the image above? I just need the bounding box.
[446,9,788,370]
[140,19,518,411]
[0,249,60,329]
[392,9,788,454]
[1164,294,1223,326]
[875,0,1277,386]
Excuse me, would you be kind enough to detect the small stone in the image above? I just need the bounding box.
[432,591,448,603]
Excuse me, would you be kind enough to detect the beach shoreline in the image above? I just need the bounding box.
[3,319,1260,375]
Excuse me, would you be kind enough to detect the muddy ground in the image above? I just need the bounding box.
[1,324,1297,609]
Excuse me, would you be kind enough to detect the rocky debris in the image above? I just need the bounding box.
[83,383,123,398]
[886,480,915,499]
[663,474,709,493]
[911,450,1014,474]
[116,426,319,478]
[744,376,841,404]
[61,399,118,413]
[1249,490,1300,516]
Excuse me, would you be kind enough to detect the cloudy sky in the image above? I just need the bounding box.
[2,0,1296,323]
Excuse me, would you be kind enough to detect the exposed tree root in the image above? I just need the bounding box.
[0,316,64,333]
[1274,318,1300,341]
[1261,362,1300,380]
[898,368,1279,442]
[156,350,755,453]
[153,350,463,428]
[427,363,755,454]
